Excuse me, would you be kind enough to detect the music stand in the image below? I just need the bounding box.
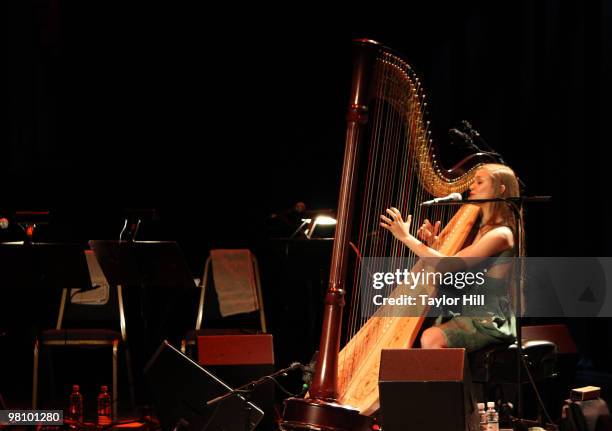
[0,242,91,292]
[0,242,92,333]
[87,240,197,340]
[0,242,93,412]
[144,340,264,431]
[88,240,196,289]
[88,240,198,401]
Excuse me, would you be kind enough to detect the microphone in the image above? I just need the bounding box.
[421,192,463,207]
[0,218,8,230]
[289,361,305,370]
[448,128,473,144]
[268,202,306,219]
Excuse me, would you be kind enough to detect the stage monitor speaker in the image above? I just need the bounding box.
[198,334,275,431]
[379,348,479,431]
[144,340,264,431]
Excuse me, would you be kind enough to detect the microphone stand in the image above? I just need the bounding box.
[204,363,303,431]
[205,362,304,407]
[425,195,552,421]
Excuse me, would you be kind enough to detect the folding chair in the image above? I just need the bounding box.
[181,249,267,357]
[32,250,135,420]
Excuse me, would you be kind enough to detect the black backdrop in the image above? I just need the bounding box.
[4,0,612,407]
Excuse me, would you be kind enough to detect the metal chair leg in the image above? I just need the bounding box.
[123,344,136,415]
[182,339,195,359]
[112,340,118,421]
[32,339,39,409]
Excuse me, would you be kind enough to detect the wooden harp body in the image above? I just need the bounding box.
[281,39,496,431]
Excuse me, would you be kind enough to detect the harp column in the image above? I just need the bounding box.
[280,40,379,431]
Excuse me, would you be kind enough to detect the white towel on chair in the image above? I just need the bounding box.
[70,250,110,305]
[210,249,259,317]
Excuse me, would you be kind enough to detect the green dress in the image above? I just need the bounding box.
[434,249,517,352]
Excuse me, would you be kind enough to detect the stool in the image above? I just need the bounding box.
[470,340,557,384]
[469,340,558,420]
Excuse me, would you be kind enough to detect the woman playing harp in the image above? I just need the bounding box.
[380,163,520,352]
[281,40,522,428]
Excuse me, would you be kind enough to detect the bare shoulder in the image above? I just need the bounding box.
[482,225,514,248]
[456,225,516,258]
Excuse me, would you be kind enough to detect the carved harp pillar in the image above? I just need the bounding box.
[281,39,493,431]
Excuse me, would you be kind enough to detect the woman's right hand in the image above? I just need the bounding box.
[417,219,441,248]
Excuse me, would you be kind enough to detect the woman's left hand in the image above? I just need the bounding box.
[380,207,412,241]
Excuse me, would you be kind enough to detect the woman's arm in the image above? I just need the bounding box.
[380,207,513,260]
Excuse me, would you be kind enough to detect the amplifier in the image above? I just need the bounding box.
[197,334,275,431]
[379,348,479,431]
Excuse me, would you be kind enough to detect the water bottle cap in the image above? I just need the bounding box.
[487,401,495,408]
[72,384,80,392]
[101,385,108,392]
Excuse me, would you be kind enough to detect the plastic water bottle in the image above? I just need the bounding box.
[477,402,487,431]
[68,384,83,423]
[97,385,112,426]
[486,401,499,431]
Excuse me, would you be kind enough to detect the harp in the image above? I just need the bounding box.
[281,39,497,430]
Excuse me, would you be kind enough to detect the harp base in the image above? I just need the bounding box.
[280,397,372,431]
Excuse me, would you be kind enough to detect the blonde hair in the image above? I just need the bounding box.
[479,163,526,314]
[479,163,521,234]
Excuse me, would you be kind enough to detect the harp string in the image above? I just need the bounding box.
[341,52,458,388]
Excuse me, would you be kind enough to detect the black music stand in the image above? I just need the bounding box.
[87,240,197,343]
[0,243,92,410]
[88,240,198,395]
[0,242,91,292]
[88,240,196,290]
[0,242,91,333]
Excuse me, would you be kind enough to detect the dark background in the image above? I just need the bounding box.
[3,0,612,416]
